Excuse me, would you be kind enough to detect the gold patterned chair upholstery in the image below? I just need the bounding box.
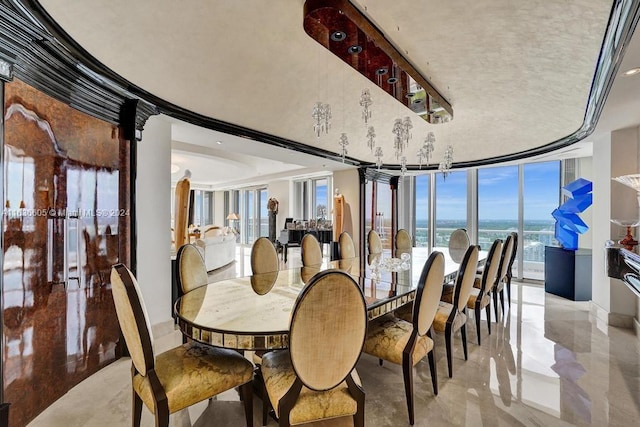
[466,239,502,345]
[363,251,445,425]
[493,233,515,319]
[110,264,254,427]
[301,233,323,267]
[338,231,356,260]
[432,245,479,377]
[176,244,208,297]
[251,236,279,274]
[260,270,367,427]
[448,228,470,264]
[367,229,382,265]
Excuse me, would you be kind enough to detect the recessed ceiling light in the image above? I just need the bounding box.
[387,77,398,84]
[330,31,346,41]
[623,67,640,76]
[171,164,180,174]
[375,68,388,75]
[347,45,362,54]
[216,140,222,144]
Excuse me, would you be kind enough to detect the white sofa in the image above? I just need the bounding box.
[194,227,236,271]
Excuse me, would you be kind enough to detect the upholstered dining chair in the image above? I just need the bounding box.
[504,232,518,307]
[466,239,502,345]
[251,236,279,274]
[363,251,445,425]
[432,245,479,377]
[395,228,412,255]
[260,270,367,427]
[176,244,208,298]
[367,229,383,265]
[493,233,516,318]
[300,233,323,266]
[448,228,470,263]
[110,264,254,427]
[338,231,356,259]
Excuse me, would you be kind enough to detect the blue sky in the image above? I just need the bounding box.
[415,161,560,221]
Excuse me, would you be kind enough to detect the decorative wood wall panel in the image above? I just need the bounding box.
[2,79,128,427]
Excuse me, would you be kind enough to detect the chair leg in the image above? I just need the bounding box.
[132,389,142,427]
[379,358,384,366]
[493,289,499,321]
[461,322,468,361]
[474,305,481,345]
[445,325,453,378]
[259,371,270,426]
[402,353,415,425]
[486,304,492,336]
[427,349,438,395]
[506,276,512,306]
[499,289,505,315]
[240,382,253,427]
[154,409,169,427]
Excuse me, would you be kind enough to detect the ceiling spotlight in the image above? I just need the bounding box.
[623,67,640,76]
[347,45,362,54]
[387,77,398,84]
[330,31,346,41]
[406,92,415,98]
[375,68,388,75]
[171,164,180,174]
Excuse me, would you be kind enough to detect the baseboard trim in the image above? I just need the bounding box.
[608,312,634,328]
[151,319,176,339]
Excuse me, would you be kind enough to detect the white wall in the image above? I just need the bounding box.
[136,116,173,329]
[592,134,612,313]
[333,168,361,255]
[577,156,593,249]
[214,191,225,226]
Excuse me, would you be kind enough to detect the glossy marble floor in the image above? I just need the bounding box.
[29,246,640,426]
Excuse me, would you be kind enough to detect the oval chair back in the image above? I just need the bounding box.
[338,231,356,259]
[448,228,470,263]
[301,233,323,266]
[453,245,480,313]
[480,239,503,294]
[413,251,445,336]
[395,229,412,253]
[497,234,515,282]
[176,244,208,297]
[367,230,382,265]
[289,269,367,391]
[251,237,279,274]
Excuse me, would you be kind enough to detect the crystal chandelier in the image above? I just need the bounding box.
[312,102,331,138]
[366,126,376,152]
[439,145,454,179]
[338,133,349,162]
[417,131,435,169]
[375,147,383,170]
[360,89,373,124]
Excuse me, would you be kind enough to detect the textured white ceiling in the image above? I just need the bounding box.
[38,0,612,166]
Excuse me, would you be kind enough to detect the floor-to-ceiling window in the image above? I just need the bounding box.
[292,175,332,221]
[435,171,467,247]
[415,174,430,247]
[259,188,268,237]
[244,190,254,243]
[478,165,518,249]
[522,161,560,279]
[313,178,329,221]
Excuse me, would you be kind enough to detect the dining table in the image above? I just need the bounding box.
[175,247,487,351]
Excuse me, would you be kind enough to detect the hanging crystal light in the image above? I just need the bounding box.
[312,102,331,138]
[366,126,376,152]
[417,131,435,169]
[360,89,373,124]
[375,147,383,170]
[400,156,407,177]
[438,145,454,179]
[338,133,349,162]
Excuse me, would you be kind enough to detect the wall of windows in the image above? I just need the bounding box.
[415,175,430,247]
[434,171,467,247]
[292,175,332,221]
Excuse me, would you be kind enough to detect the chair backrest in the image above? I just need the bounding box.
[452,245,480,312]
[412,251,445,336]
[479,239,503,294]
[497,233,515,282]
[289,270,367,391]
[251,237,279,274]
[301,233,323,266]
[338,231,356,259]
[368,229,382,255]
[507,232,518,274]
[448,228,470,263]
[176,244,208,296]
[395,229,412,252]
[110,264,154,377]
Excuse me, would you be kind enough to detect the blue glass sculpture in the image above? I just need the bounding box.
[552,178,593,250]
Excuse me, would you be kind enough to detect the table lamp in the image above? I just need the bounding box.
[226,213,239,233]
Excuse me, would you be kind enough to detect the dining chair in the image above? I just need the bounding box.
[260,270,367,427]
[176,244,208,298]
[493,233,516,319]
[432,245,479,377]
[251,236,279,274]
[338,231,356,259]
[363,251,445,425]
[395,228,412,254]
[367,229,382,265]
[300,233,323,266]
[110,264,254,427]
[448,228,470,263]
[505,232,518,307]
[466,239,502,345]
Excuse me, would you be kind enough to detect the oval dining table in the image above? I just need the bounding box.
[175,248,486,351]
